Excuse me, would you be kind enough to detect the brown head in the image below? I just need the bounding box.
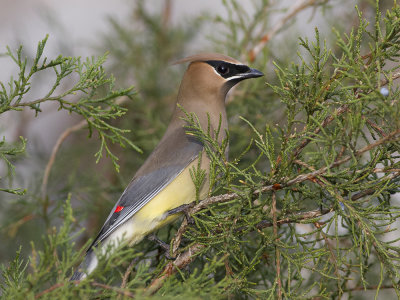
[174,53,263,103]
[171,53,263,132]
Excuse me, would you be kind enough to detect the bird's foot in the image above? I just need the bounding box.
[147,234,175,260]
[166,203,195,224]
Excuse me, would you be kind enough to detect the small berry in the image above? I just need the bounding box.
[380,87,389,97]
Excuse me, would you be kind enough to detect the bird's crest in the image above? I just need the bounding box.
[173,53,242,65]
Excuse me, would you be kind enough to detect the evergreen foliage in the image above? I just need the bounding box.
[1,0,400,298]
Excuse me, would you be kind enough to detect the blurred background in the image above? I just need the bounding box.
[0,0,349,153]
[1,1,396,297]
[0,0,381,260]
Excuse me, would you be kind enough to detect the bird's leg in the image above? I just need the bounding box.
[166,203,195,224]
[147,234,175,260]
[148,204,195,260]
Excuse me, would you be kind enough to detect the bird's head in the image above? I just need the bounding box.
[174,53,264,103]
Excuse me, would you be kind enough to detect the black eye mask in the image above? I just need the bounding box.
[206,60,250,79]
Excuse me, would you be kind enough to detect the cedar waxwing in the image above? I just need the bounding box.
[71,53,263,281]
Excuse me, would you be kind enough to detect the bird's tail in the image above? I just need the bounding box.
[70,249,98,281]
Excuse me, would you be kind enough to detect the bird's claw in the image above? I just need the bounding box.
[147,234,176,260]
[166,203,195,224]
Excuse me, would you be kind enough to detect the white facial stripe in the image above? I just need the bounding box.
[226,74,245,81]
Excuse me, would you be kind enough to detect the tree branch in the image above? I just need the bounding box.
[147,128,400,293]
[148,206,335,294]
[272,192,282,300]
[248,0,324,61]
[91,281,135,298]
[40,96,129,200]
[35,283,65,299]
[41,119,87,200]
[380,71,400,87]
[146,243,206,295]
[291,104,349,159]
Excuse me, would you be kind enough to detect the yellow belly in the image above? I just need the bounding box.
[103,157,209,248]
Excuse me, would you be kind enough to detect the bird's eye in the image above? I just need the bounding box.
[216,64,229,75]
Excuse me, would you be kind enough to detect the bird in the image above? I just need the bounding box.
[70,53,263,281]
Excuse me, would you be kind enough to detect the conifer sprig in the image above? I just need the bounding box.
[0,35,139,194]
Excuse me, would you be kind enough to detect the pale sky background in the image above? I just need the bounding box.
[0,0,231,150]
[0,0,352,158]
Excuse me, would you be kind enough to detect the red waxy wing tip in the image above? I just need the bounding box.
[114,205,124,213]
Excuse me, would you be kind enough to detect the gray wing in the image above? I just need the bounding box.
[87,126,203,250]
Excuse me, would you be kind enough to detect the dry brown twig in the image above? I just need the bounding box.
[248,0,323,62]
[40,120,87,200]
[344,284,395,292]
[292,104,350,159]
[380,71,400,87]
[146,243,206,295]
[255,207,333,230]
[121,258,139,289]
[91,281,135,298]
[35,280,136,299]
[35,283,65,299]
[272,192,282,300]
[40,96,129,200]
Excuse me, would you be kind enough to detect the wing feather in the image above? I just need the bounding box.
[87,126,202,250]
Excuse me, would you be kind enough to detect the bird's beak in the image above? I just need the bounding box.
[243,68,264,79]
[225,66,264,85]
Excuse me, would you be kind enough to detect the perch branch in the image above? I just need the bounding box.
[147,128,400,293]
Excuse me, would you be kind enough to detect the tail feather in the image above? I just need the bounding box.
[70,250,98,281]
[70,269,86,281]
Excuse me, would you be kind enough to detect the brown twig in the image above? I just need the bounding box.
[372,168,400,173]
[248,0,322,61]
[351,170,400,201]
[91,282,135,298]
[380,71,400,87]
[254,207,333,230]
[40,96,129,200]
[146,243,206,295]
[272,192,282,300]
[121,258,138,289]
[292,105,350,159]
[293,159,316,171]
[363,117,387,137]
[171,216,189,255]
[161,0,172,28]
[343,284,395,292]
[41,120,87,200]
[4,213,35,238]
[35,283,65,299]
